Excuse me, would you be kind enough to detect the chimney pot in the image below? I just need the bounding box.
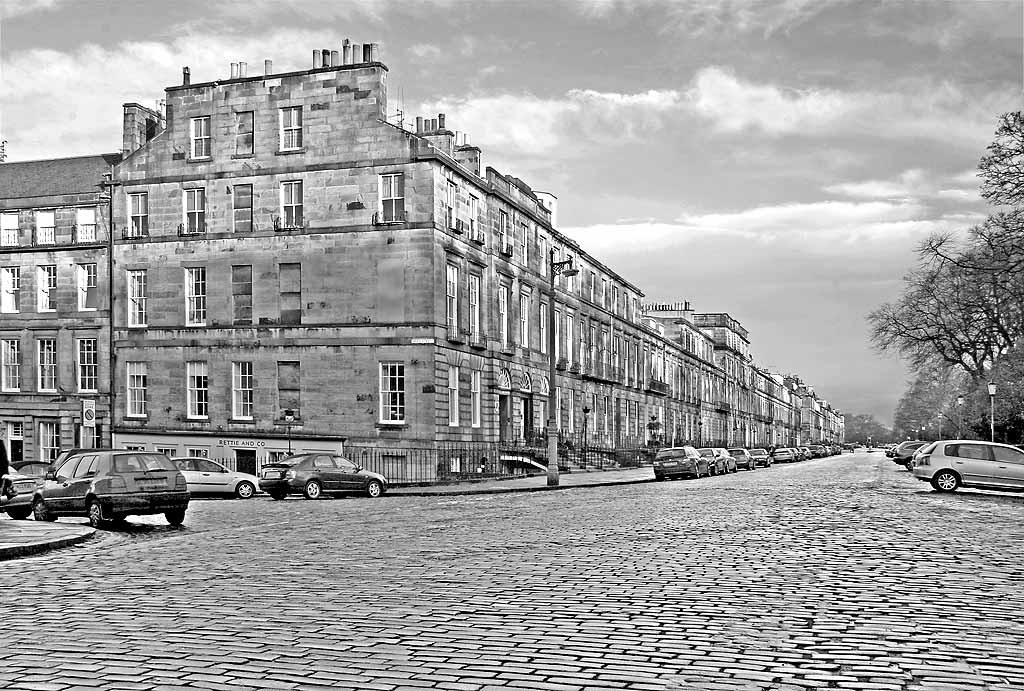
[264,59,273,75]
[239,61,247,78]
[351,43,361,63]
[313,49,321,68]
[182,66,191,85]
[370,43,380,62]
[415,116,424,133]
[363,44,372,62]
[322,47,331,67]
[331,50,339,67]
[230,62,238,79]
[438,113,446,130]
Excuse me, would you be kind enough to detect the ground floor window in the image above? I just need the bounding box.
[38,420,60,462]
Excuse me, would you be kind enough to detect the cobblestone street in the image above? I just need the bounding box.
[2,452,1023,691]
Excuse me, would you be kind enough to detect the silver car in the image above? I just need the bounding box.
[172,457,260,499]
[913,440,1024,492]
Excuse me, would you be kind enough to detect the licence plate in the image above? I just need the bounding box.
[262,471,280,479]
[137,479,166,490]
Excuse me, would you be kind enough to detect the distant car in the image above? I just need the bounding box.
[913,440,1024,493]
[259,453,387,500]
[749,448,773,468]
[172,457,259,498]
[697,448,736,474]
[32,450,190,528]
[809,445,827,458]
[796,447,811,461]
[652,446,708,480]
[773,447,797,463]
[727,448,757,471]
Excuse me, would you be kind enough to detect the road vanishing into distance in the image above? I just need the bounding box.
[2,451,1022,691]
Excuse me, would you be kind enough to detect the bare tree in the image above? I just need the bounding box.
[979,111,1024,207]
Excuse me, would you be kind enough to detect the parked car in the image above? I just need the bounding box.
[32,450,190,528]
[913,440,1024,493]
[727,448,757,471]
[809,445,827,458]
[892,441,928,468]
[172,457,259,498]
[0,467,38,520]
[259,453,387,499]
[796,446,811,461]
[749,448,773,468]
[696,448,736,475]
[773,447,797,462]
[652,446,708,480]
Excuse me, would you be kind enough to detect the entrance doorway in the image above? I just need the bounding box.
[498,394,512,443]
[235,449,257,476]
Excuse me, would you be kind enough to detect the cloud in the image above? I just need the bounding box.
[578,0,844,36]
[409,44,442,60]
[824,168,983,204]
[0,0,63,20]
[686,66,1009,146]
[560,199,985,260]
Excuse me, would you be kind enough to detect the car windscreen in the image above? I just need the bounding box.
[696,449,714,457]
[113,453,177,473]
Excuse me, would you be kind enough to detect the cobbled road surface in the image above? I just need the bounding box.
[2,452,1023,691]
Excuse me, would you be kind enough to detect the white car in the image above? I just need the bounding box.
[171,457,259,498]
[912,440,1024,492]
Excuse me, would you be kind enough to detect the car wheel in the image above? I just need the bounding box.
[366,480,384,498]
[6,506,31,520]
[235,481,256,499]
[87,499,106,528]
[32,498,56,522]
[303,480,322,500]
[931,470,960,493]
[165,509,186,526]
[269,491,287,501]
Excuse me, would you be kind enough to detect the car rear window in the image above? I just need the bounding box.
[113,453,177,473]
[655,449,686,460]
[728,450,743,457]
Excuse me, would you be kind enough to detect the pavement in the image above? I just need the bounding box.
[5,452,1024,690]
[0,517,95,560]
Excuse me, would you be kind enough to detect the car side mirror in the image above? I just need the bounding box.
[45,470,56,481]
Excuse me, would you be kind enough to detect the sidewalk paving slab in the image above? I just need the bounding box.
[385,466,657,497]
[0,519,95,561]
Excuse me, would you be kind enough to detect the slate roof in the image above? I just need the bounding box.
[0,153,122,200]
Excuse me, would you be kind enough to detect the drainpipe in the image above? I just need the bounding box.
[102,171,117,447]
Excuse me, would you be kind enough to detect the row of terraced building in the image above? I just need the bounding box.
[0,44,844,478]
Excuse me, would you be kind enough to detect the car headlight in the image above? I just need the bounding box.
[285,470,296,480]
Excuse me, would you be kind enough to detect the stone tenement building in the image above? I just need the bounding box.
[0,44,843,469]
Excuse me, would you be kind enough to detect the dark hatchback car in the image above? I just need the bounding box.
[33,450,190,528]
[259,453,388,500]
[652,446,708,480]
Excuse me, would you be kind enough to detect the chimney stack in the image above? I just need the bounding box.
[239,61,247,78]
[415,116,424,133]
[438,113,446,130]
[264,59,273,75]
[182,66,191,86]
[313,49,321,68]
[230,62,238,79]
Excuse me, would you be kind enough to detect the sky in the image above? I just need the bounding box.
[1,0,1021,424]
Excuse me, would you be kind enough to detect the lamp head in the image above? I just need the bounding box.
[957,395,964,405]
[562,267,579,278]
[988,382,997,396]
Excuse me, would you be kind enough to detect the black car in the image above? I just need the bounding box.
[259,453,387,500]
[33,450,190,527]
[652,446,708,480]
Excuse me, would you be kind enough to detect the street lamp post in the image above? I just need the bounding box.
[582,406,590,466]
[988,381,997,443]
[283,408,295,454]
[956,395,964,438]
[546,248,578,486]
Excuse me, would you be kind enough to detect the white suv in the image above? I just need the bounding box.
[912,440,1024,492]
